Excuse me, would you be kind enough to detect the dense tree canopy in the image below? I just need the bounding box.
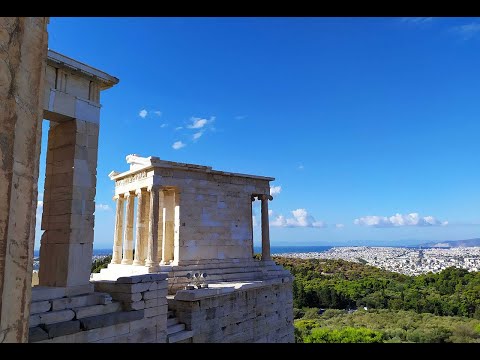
[274,256,480,318]
[272,256,480,343]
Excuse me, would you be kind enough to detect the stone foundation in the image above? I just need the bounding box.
[29,274,168,343]
[169,276,294,343]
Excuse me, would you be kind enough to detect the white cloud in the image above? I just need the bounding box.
[451,22,480,39]
[401,17,433,24]
[188,117,208,129]
[175,126,183,131]
[252,215,258,227]
[270,185,281,196]
[139,109,148,118]
[335,224,345,228]
[271,208,327,228]
[354,213,448,228]
[235,115,247,120]
[193,131,203,141]
[187,116,215,129]
[160,123,168,128]
[95,203,111,211]
[271,214,287,227]
[268,209,273,216]
[37,200,43,208]
[38,192,43,200]
[154,111,162,116]
[172,141,186,150]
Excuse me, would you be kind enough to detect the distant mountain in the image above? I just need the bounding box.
[419,238,480,248]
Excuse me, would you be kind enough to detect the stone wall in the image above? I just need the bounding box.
[30,274,168,343]
[0,17,49,343]
[170,277,294,343]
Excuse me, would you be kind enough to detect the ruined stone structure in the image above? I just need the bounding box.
[39,50,119,291]
[0,17,294,343]
[0,17,50,343]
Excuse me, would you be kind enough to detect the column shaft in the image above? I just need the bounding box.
[261,195,271,261]
[121,192,135,264]
[111,195,124,264]
[145,186,160,268]
[161,190,175,264]
[157,190,164,264]
[133,188,146,266]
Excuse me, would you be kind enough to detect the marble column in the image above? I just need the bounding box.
[161,190,175,264]
[145,185,160,268]
[260,194,272,261]
[121,191,135,265]
[133,188,146,266]
[157,190,164,264]
[110,195,124,264]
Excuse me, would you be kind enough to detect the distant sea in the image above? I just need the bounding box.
[34,246,333,258]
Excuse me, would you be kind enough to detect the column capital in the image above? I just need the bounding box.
[135,188,146,196]
[113,194,123,201]
[257,194,273,201]
[124,191,134,198]
[147,184,161,192]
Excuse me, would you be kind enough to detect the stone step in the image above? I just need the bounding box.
[167,323,185,335]
[167,330,194,343]
[162,263,283,275]
[167,317,179,327]
[73,302,122,319]
[51,293,112,311]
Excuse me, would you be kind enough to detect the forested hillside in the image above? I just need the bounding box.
[273,256,480,343]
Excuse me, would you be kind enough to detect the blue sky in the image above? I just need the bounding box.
[35,17,480,249]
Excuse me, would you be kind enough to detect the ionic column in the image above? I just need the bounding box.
[260,194,273,261]
[145,185,160,268]
[111,194,124,264]
[157,190,164,264]
[161,190,175,264]
[121,191,135,265]
[133,188,147,266]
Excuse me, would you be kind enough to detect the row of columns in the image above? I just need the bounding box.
[111,186,176,267]
[252,194,273,261]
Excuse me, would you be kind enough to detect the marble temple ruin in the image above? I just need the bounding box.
[0,17,294,343]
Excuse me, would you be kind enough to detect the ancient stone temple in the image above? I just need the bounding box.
[92,155,289,291]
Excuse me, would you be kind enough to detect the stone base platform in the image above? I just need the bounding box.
[29,274,169,343]
[167,276,295,343]
[91,259,290,294]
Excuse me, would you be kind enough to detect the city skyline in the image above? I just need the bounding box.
[35,17,480,249]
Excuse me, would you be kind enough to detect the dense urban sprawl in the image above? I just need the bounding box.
[276,246,480,276]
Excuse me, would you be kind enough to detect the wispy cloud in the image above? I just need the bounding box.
[193,131,203,141]
[187,116,215,129]
[37,200,43,208]
[235,115,247,120]
[188,117,208,129]
[298,164,304,170]
[95,203,111,211]
[270,185,282,196]
[335,224,345,229]
[400,17,433,24]
[175,126,183,131]
[153,111,162,117]
[271,208,326,228]
[354,213,448,228]
[451,22,480,40]
[160,123,168,128]
[139,109,148,118]
[172,141,186,150]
